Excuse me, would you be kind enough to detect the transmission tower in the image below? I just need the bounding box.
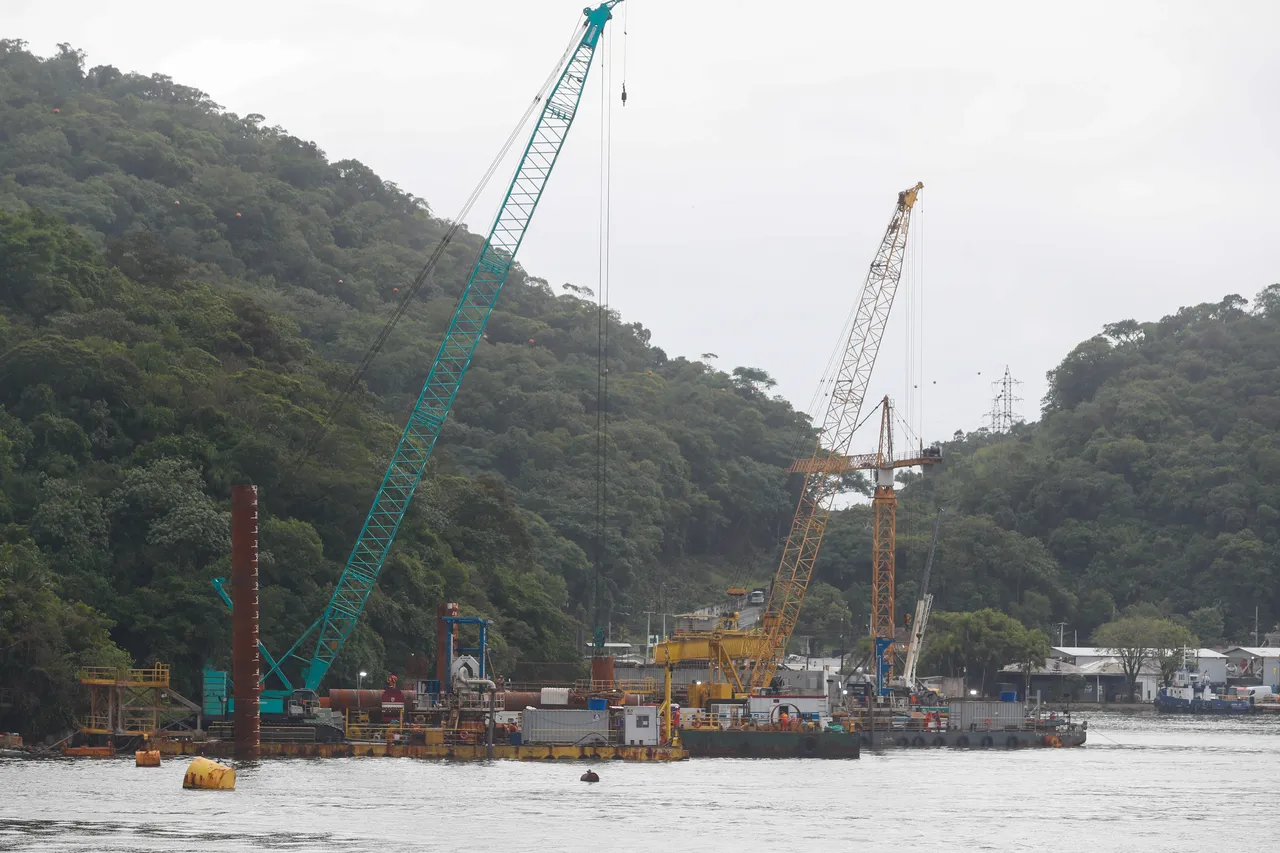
[987,366,1023,432]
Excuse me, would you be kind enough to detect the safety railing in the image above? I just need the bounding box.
[455,692,504,711]
[80,667,122,683]
[121,709,159,735]
[843,710,950,733]
[208,723,322,743]
[573,678,657,694]
[78,665,171,686]
[499,682,577,693]
[261,726,320,743]
[678,710,824,733]
[344,722,509,747]
[81,714,111,733]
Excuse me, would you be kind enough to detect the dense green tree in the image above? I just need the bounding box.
[0,538,129,737]
[1094,615,1194,700]
[1185,607,1225,647]
[922,608,1050,694]
[851,284,1280,648]
[793,581,852,653]
[4,39,1279,736]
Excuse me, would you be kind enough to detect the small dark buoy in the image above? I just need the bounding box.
[580,770,599,783]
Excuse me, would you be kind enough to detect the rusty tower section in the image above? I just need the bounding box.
[231,485,261,759]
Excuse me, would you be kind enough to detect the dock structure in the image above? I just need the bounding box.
[75,664,201,749]
[79,665,171,738]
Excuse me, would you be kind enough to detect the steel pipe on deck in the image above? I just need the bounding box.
[326,689,388,711]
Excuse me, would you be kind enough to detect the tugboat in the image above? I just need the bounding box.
[1155,668,1252,714]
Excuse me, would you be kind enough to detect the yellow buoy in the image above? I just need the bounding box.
[135,749,161,767]
[183,756,235,790]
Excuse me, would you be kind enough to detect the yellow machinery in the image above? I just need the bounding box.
[653,616,755,743]
[653,184,924,722]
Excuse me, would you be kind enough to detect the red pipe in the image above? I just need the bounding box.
[590,655,616,685]
[231,485,261,760]
[326,689,389,711]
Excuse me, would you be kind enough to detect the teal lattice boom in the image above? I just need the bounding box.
[300,3,620,690]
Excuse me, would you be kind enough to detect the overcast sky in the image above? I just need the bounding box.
[11,0,1279,446]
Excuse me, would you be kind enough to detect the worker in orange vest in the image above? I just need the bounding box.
[778,709,790,730]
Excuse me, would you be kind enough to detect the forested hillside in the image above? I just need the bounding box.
[0,42,812,735]
[811,290,1280,666]
[4,40,1278,734]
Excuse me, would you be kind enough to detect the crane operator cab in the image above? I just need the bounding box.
[287,688,320,718]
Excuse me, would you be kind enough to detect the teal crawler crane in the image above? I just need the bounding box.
[209,2,624,717]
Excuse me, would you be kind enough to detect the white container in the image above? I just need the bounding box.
[748,694,829,723]
[623,706,658,746]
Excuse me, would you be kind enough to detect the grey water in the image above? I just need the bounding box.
[2,713,1278,852]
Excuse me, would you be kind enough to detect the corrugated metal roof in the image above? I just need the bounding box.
[999,659,1084,676]
[1052,646,1226,659]
[1226,646,1280,658]
[1079,658,1160,676]
[1052,646,1105,657]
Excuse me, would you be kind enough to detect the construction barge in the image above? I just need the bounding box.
[675,697,1084,755]
[155,738,682,762]
[680,728,861,758]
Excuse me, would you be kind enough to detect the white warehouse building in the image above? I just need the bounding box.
[1050,646,1228,684]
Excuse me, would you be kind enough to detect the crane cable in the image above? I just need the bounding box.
[902,198,926,443]
[297,19,588,464]
[620,2,629,106]
[592,21,617,642]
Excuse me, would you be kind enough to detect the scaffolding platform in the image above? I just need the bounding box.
[75,664,198,740]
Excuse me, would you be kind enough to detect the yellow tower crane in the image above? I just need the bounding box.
[743,183,924,693]
[840,397,942,647]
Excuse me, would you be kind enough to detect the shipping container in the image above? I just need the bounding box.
[947,700,1025,731]
[521,708,611,745]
